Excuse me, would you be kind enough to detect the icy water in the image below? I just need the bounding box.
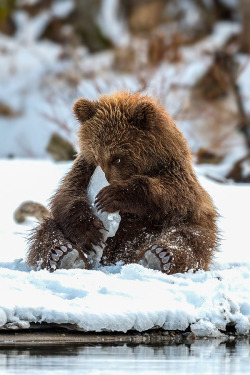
[0,339,249,375]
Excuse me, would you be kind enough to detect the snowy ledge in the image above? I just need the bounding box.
[0,262,249,337]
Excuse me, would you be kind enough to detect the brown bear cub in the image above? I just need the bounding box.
[27,92,218,274]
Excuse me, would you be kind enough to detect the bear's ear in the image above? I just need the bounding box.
[73,98,97,123]
[132,102,157,130]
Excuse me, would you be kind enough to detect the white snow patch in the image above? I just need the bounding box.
[98,0,129,47]
[86,166,121,267]
[0,160,249,336]
[88,166,121,239]
[52,0,74,19]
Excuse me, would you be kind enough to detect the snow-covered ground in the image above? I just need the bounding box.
[0,159,249,336]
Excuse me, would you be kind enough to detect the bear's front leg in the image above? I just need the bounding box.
[28,155,107,271]
[52,197,106,252]
[50,155,107,253]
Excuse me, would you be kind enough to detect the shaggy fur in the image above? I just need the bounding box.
[27,92,218,273]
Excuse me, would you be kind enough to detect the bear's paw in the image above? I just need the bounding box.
[141,245,173,273]
[47,243,88,272]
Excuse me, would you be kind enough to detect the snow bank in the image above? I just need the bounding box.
[0,264,249,335]
[0,160,249,336]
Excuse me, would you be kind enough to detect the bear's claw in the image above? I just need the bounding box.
[48,243,88,272]
[150,245,172,273]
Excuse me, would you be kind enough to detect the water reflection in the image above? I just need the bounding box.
[0,339,249,375]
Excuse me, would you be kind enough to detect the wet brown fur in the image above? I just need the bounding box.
[27,92,218,273]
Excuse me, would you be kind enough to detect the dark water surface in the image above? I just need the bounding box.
[0,339,249,375]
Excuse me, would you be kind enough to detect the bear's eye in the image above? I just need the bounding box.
[112,157,121,165]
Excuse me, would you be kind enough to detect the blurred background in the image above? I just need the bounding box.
[0,0,250,183]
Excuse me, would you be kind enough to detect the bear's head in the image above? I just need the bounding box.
[74,92,191,183]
